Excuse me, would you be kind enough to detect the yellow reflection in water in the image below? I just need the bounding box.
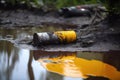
[37,52,120,80]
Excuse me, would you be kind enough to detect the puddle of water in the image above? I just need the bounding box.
[0,40,120,80]
[0,26,120,80]
[33,50,120,80]
[0,40,46,80]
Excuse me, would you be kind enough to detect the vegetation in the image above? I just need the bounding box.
[0,0,120,15]
[0,0,101,9]
[109,0,120,15]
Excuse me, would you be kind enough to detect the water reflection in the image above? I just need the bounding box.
[32,50,120,80]
[103,51,120,71]
[0,40,120,80]
[77,51,120,71]
[0,41,19,80]
[0,26,72,80]
[28,52,34,80]
[0,41,46,80]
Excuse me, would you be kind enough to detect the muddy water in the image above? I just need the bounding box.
[0,27,120,80]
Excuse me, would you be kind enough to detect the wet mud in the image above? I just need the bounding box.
[0,9,120,51]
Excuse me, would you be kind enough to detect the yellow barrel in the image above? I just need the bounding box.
[54,30,77,43]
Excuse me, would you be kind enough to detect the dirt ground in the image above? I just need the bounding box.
[0,9,120,51]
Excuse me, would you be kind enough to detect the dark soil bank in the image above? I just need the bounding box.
[0,9,88,28]
[0,9,120,51]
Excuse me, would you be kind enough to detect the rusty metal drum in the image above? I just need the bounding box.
[33,30,77,46]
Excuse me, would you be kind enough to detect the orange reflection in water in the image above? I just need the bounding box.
[35,51,120,80]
